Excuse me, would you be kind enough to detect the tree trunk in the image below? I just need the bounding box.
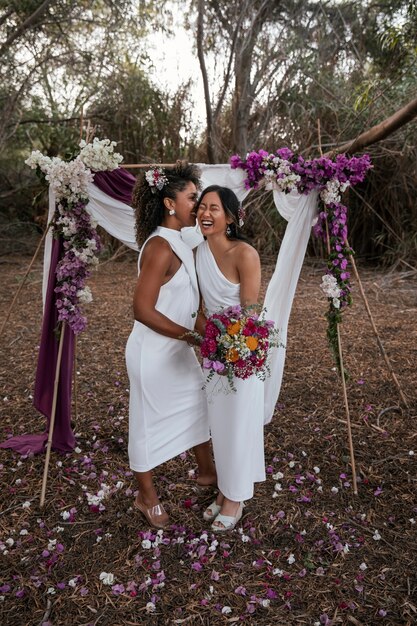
[232,35,253,155]
[196,0,217,163]
[231,1,269,155]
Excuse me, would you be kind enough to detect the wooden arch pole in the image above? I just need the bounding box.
[79,108,84,140]
[318,119,358,494]
[72,111,87,425]
[326,222,358,495]
[122,163,177,169]
[336,324,358,494]
[40,323,66,507]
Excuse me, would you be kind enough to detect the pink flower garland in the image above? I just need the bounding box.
[54,198,101,334]
[26,140,123,335]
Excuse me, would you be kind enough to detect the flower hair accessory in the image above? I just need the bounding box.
[145,167,168,193]
[238,203,245,227]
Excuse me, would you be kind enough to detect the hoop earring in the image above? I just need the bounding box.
[168,209,176,216]
[226,225,232,237]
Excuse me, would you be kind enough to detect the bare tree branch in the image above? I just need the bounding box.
[213,14,241,118]
[0,0,54,58]
[8,117,81,127]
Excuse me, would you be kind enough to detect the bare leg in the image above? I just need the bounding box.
[133,470,169,528]
[193,441,217,486]
[216,496,240,517]
[134,470,159,507]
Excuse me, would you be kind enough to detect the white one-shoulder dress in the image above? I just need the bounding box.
[196,240,266,501]
[126,227,209,472]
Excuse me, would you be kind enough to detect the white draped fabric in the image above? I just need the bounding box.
[197,164,251,202]
[43,187,57,304]
[86,183,139,250]
[263,189,319,423]
[43,165,318,422]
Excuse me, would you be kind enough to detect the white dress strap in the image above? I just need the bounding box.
[140,227,200,313]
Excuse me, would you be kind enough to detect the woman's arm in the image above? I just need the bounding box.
[237,244,261,307]
[194,307,207,337]
[133,237,198,344]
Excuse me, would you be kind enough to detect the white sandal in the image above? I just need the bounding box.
[203,499,222,522]
[211,502,243,532]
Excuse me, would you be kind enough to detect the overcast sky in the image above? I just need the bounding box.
[147,13,207,129]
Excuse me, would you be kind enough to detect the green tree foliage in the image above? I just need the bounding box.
[87,63,196,163]
[193,0,417,260]
[0,0,191,233]
[1,0,416,261]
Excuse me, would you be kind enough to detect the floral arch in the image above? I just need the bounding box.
[1,139,371,470]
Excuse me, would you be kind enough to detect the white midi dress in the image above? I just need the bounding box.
[196,240,266,501]
[126,227,209,472]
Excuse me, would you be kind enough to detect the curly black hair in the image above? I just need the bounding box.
[132,161,201,246]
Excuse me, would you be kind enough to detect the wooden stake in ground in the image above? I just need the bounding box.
[73,335,78,423]
[40,323,66,508]
[319,119,358,494]
[346,240,409,408]
[336,325,358,494]
[0,221,52,340]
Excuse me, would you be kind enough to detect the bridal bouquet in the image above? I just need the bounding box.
[200,305,280,391]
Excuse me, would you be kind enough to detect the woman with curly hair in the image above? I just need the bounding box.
[126,162,216,529]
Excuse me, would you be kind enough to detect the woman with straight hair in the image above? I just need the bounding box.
[126,163,216,529]
[195,185,265,532]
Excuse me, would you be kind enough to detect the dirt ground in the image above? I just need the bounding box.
[0,251,416,626]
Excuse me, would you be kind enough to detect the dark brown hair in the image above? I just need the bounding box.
[132,161,201,246]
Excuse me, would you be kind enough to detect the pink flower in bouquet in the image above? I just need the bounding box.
[205,321,221,339]
[242,319,256,335]
[203,358,225,373]
[256,325,269,338]
[201,338,217,357]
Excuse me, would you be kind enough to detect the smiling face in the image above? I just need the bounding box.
[166,181,198,228]
[197,191,233,237]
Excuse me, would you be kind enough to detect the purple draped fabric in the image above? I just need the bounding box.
[93,168,135,205]
[0,168,136,456]
[0,237,76,455]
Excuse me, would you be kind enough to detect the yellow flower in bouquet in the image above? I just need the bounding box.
[226,348,240,362]
[227,321,241,336]
[245,336,258,351]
